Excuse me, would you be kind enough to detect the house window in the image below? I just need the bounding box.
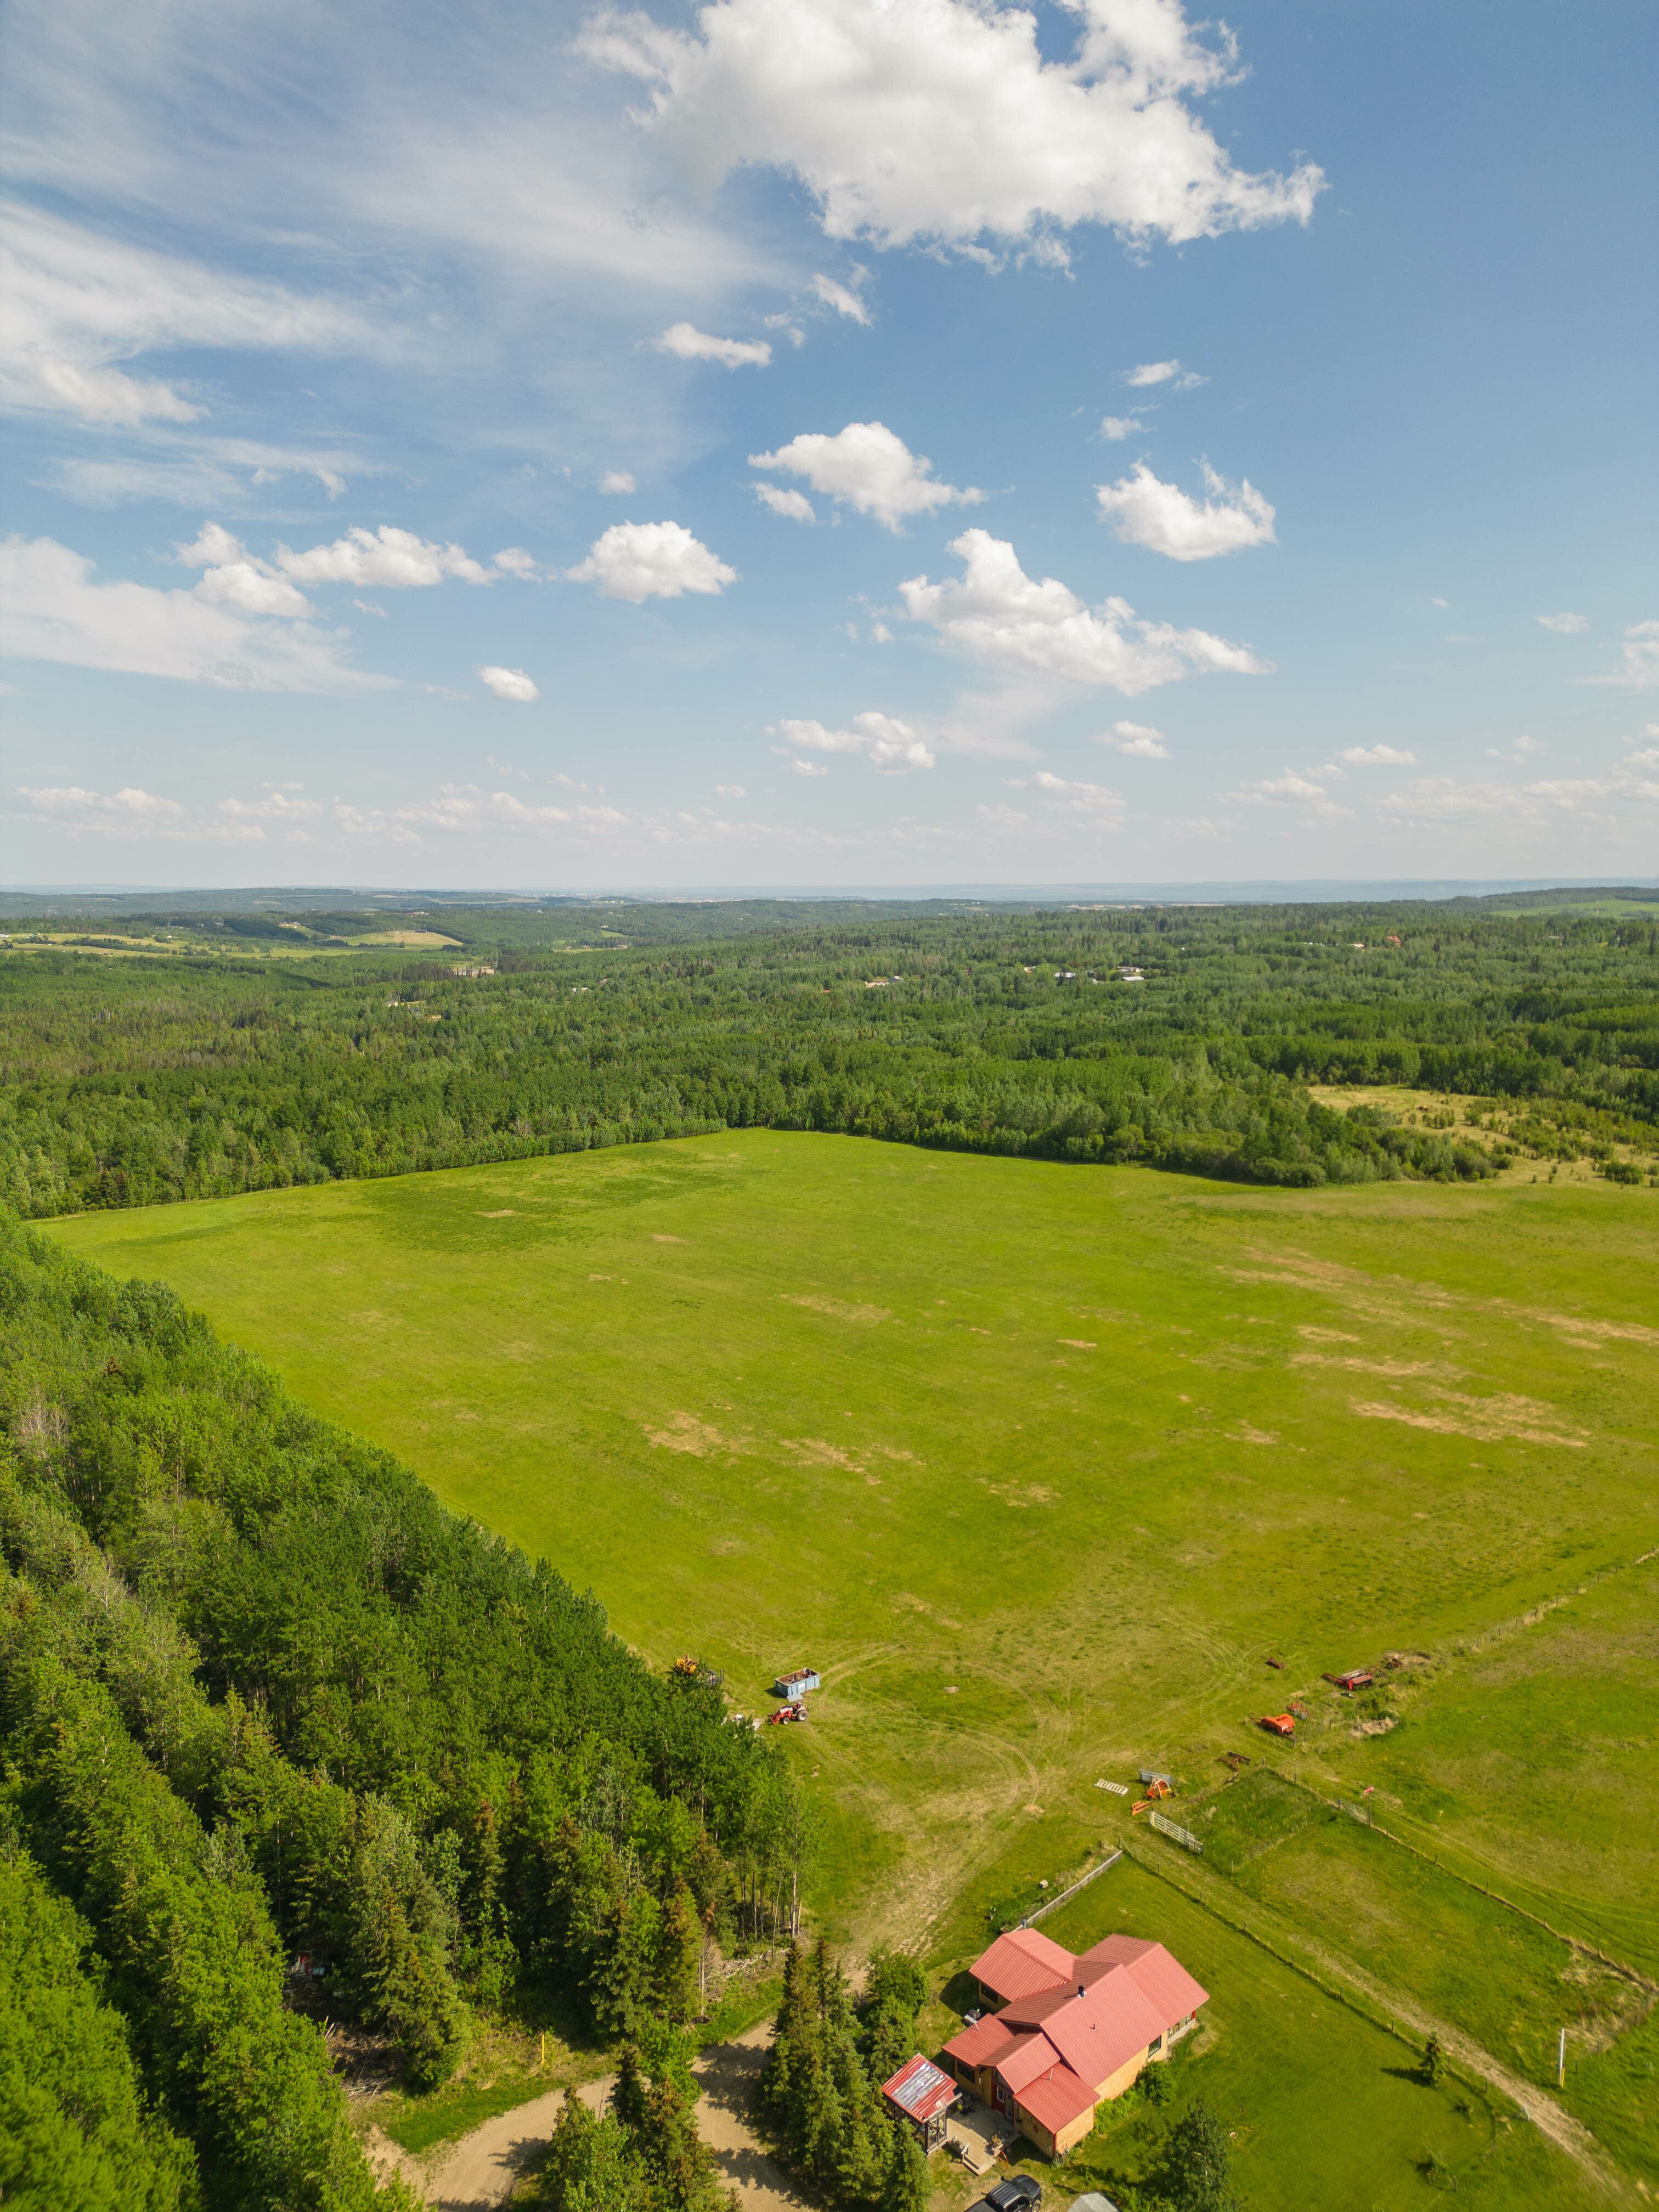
[1149,2035,1163,2053]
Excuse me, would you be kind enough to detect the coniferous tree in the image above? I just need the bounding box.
[1161,2097,1242,2212]
[880,2126,932,2212]
[535,2092,641,2212]
[654,1880,704,2025]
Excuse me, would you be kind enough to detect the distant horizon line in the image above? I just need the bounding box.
[2,874,1655,907]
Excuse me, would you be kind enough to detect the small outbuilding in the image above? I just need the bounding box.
[881,2054,957,2149]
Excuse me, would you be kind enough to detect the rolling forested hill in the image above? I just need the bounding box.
[2,894,1656,1216]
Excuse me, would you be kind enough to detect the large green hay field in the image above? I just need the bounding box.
[46,1132,1659,2196]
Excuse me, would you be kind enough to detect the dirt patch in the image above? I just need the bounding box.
[377,2024,801,2212]
[783,1437,861,1471]
[476,1210,517,1218]
[781,1295,893,1324]
[1299,1325,1359,1344]
[1292,1353,1465,1380]
[645,1413,738,1456]
[1225,1424,1280,1446]
[651,1233,686,1244]
[1351,1389,1587,1448]
[975,1477,1057,1507]
[1058,1338,1098,1349]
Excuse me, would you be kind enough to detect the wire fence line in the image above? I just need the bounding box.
[1018,1849,1124,1928]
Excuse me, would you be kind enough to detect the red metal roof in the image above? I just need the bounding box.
[1078,1937,1209,2025]
[881,2053,957,2126]
[1013,2062,1098,2137]
[969,1927,1075,2002]
[999,2032,1068,2096]
[943,2016,1022,2072]
[1041,1969,1169,2091]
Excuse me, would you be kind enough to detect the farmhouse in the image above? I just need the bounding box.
[944,1929,1207,2159]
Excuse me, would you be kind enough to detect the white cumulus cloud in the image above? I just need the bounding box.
[1125,359,1203,388]
[777,710,934,771]
[173,523,313,617]
[898,529,1268,695]
[1536,612,1588,634]
[581,0,1322,253]
[276,525,499,588]
[1339,744,1417,765]
[754,483,816,522]
[791,757,830,776]
[479,665,539,702]
[1006,769,1124,820]
[1593,620,1659,689]
[1100,414,1144,441]
[1231,768,1350,817]
[1100,719,1169,757]
[749,421,981,533]
[0,534,391,692]
[602,471,637,494]
[656,321,772,367]
[1096,462,1275,560]
[715,783,748,798]
[566,520,737,601]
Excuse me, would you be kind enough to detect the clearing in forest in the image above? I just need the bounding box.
[47,1136,1656,1978]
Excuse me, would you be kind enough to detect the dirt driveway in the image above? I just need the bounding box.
[369,2021,809,2211]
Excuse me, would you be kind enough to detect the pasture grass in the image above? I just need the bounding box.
[936,1855,1605,2212]
[44,1131,1659,2195]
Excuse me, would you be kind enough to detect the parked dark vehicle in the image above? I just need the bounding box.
[986,2181,1042,2210]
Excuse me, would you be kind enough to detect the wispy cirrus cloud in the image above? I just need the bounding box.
[655,321,772,367]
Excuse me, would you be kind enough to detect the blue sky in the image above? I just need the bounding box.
[1,0,1655,889]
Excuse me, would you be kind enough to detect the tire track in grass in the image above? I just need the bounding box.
[1121,1837,1634,2199]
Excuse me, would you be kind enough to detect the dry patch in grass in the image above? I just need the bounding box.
[1352,1388,1587,1448]
[645,1412,740,1456]
[782,1294,893,1324]
[1293,1352,1465,1380]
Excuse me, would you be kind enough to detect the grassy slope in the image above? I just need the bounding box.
[971,1857,1602,2212]
[46,1135,1656,1948]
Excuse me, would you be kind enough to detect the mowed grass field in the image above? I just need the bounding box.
[47,1135,1656,1941]
[49,1133,1659,2199]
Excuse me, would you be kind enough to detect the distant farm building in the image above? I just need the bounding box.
[880,2054,957,2149]
[945,1929,1207,2160]
[774,1667,820,1697]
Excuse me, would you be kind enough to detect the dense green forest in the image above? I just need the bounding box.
[0,1214,812,2208]
[3,893,1657,1214]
